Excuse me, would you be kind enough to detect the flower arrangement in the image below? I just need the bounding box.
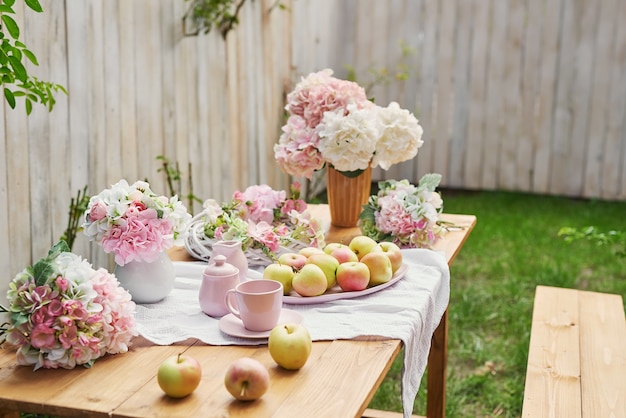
[0,241,137,370]
[82,180,192,266]
[359,174,446,249]
[274,68,424,178]
[186,183,325,264]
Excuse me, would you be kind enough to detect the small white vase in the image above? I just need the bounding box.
[114,252,175,304]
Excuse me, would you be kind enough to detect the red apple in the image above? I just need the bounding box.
[263,263,295,295]
[224,357,270,401]
[268,323,312,370]
[157,353,202,398]
[379,242,403,273]
[336,261,370,291]
[277,252,307,270]
[292,264,328,296]
[361,251,393,286]
[305,253,339,289]
[348,236,382,260]
[330,246,359,264]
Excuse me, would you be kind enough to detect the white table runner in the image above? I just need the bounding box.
[135,248,450,418]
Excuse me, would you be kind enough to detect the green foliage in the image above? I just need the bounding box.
[183,0,247,38]
[60,185,90,250]
[559,225,625,257]
[0,0,67,114]
[182,0,286,39]
[368,190,626,416]
[157,155,202,214]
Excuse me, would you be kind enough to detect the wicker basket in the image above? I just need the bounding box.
[184,212,311,267]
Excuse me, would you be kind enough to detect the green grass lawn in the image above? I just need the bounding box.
[368,189,626,417]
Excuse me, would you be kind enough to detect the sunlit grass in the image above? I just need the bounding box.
[368,189,626,417]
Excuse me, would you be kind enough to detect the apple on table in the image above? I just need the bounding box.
[304,253,339,289]
[263,263,296,295]
[292,264,328,296]
[361,251,393,286]
[277,252,307,270]
[348,236,383,260]
[268,323,312,370]
[224,357,270,401]
[157,353,202,398]
[379,241,403,273]
[336,261,370,291]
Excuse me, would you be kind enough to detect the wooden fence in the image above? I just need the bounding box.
[1,0,625,297]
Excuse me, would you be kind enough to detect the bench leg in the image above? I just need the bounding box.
[427,308,448,418]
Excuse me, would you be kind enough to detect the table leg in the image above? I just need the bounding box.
[426,308,448,418]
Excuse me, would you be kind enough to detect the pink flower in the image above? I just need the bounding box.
[88,201,107,221]
[30,324,57,349]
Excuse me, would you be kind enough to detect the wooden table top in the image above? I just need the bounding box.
[0,207,476,418]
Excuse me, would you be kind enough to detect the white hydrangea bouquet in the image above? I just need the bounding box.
[274,68,424,178]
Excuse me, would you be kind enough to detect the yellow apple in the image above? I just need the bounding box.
[361,251,393,286]
[305,253,339,289]
[348,236,382,260]
[378,242,403,273]
[268,323,312,370]
[263,263,295,295]
[292,264,328,296]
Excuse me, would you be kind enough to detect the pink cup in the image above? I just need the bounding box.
[224,280,283,332]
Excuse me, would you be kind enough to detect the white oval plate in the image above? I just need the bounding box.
[219,308,303,339]
[283,263,408,305]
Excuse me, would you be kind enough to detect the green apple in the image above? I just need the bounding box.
[305,253,339,289]
[361,251,393,286]
[298,247,325,257]
[379,242,403,273]
[268,323,312,370]
[336,261,370,291]
[348,236,383,260]
[224,357,270,401]
[292,264,328,296]
[157,353,202,398]
[263,263,295,295]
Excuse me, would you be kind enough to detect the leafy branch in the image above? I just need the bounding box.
[0,0,67,114]
[558,226,625,258]
[157,155,203,214]
[60,186,90,250]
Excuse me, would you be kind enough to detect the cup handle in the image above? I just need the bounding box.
[224,289,241,319]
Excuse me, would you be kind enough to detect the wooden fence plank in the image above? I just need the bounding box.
[481,0,507,189]
[463,0,490,190]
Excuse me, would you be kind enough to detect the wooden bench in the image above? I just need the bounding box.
[522,285,626,417]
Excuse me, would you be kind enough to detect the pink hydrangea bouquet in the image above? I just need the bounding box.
[189,183,325,262]
[82,180,191,266]
[274,68,424,178]
[359,174,446,248]
[0,241,137,370]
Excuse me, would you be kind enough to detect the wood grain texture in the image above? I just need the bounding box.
[522,286,626,417]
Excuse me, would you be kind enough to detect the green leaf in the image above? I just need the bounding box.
[21,49,38,66]
[4,0,16,7]
[418,173,442,191]
[25,97,32,115]
[1,15,20,39]
[3,88,15,108]
[49,240,70,256]
[32,259,54,286]
[0,5,15,14]
[7,55,26,82]
[24,0,43,13]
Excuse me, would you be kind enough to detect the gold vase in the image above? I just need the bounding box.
[326,166,372,227]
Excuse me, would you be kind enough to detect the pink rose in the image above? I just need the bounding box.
[88,201,107,222]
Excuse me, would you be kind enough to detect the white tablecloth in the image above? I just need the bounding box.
[135,248,450,418]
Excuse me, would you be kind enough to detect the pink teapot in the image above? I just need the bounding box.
[198,255,240,317]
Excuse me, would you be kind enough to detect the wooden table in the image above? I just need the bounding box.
[0,207,475,418]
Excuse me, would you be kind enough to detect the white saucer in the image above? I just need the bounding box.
[219,309,303,339]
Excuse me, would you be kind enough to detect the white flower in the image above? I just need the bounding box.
[371,102,424,170]
[316,105,379,172]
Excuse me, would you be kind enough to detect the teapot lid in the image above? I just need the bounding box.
[203,254,239,277]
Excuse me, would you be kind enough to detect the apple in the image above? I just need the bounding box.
[305,253,339,289]
[277,252,307,270]
[348,236,383,260]
[323,242,348,255]
[361,251,393,286]
[292,264,328,296]
[268,323,312,370]
[379,242,403,273]
[263,263,295,295]
[298,247,325,258]
[330,246,359,264]
[336,261,370,291]
[157,353,202,398]
[224,357,270,401]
